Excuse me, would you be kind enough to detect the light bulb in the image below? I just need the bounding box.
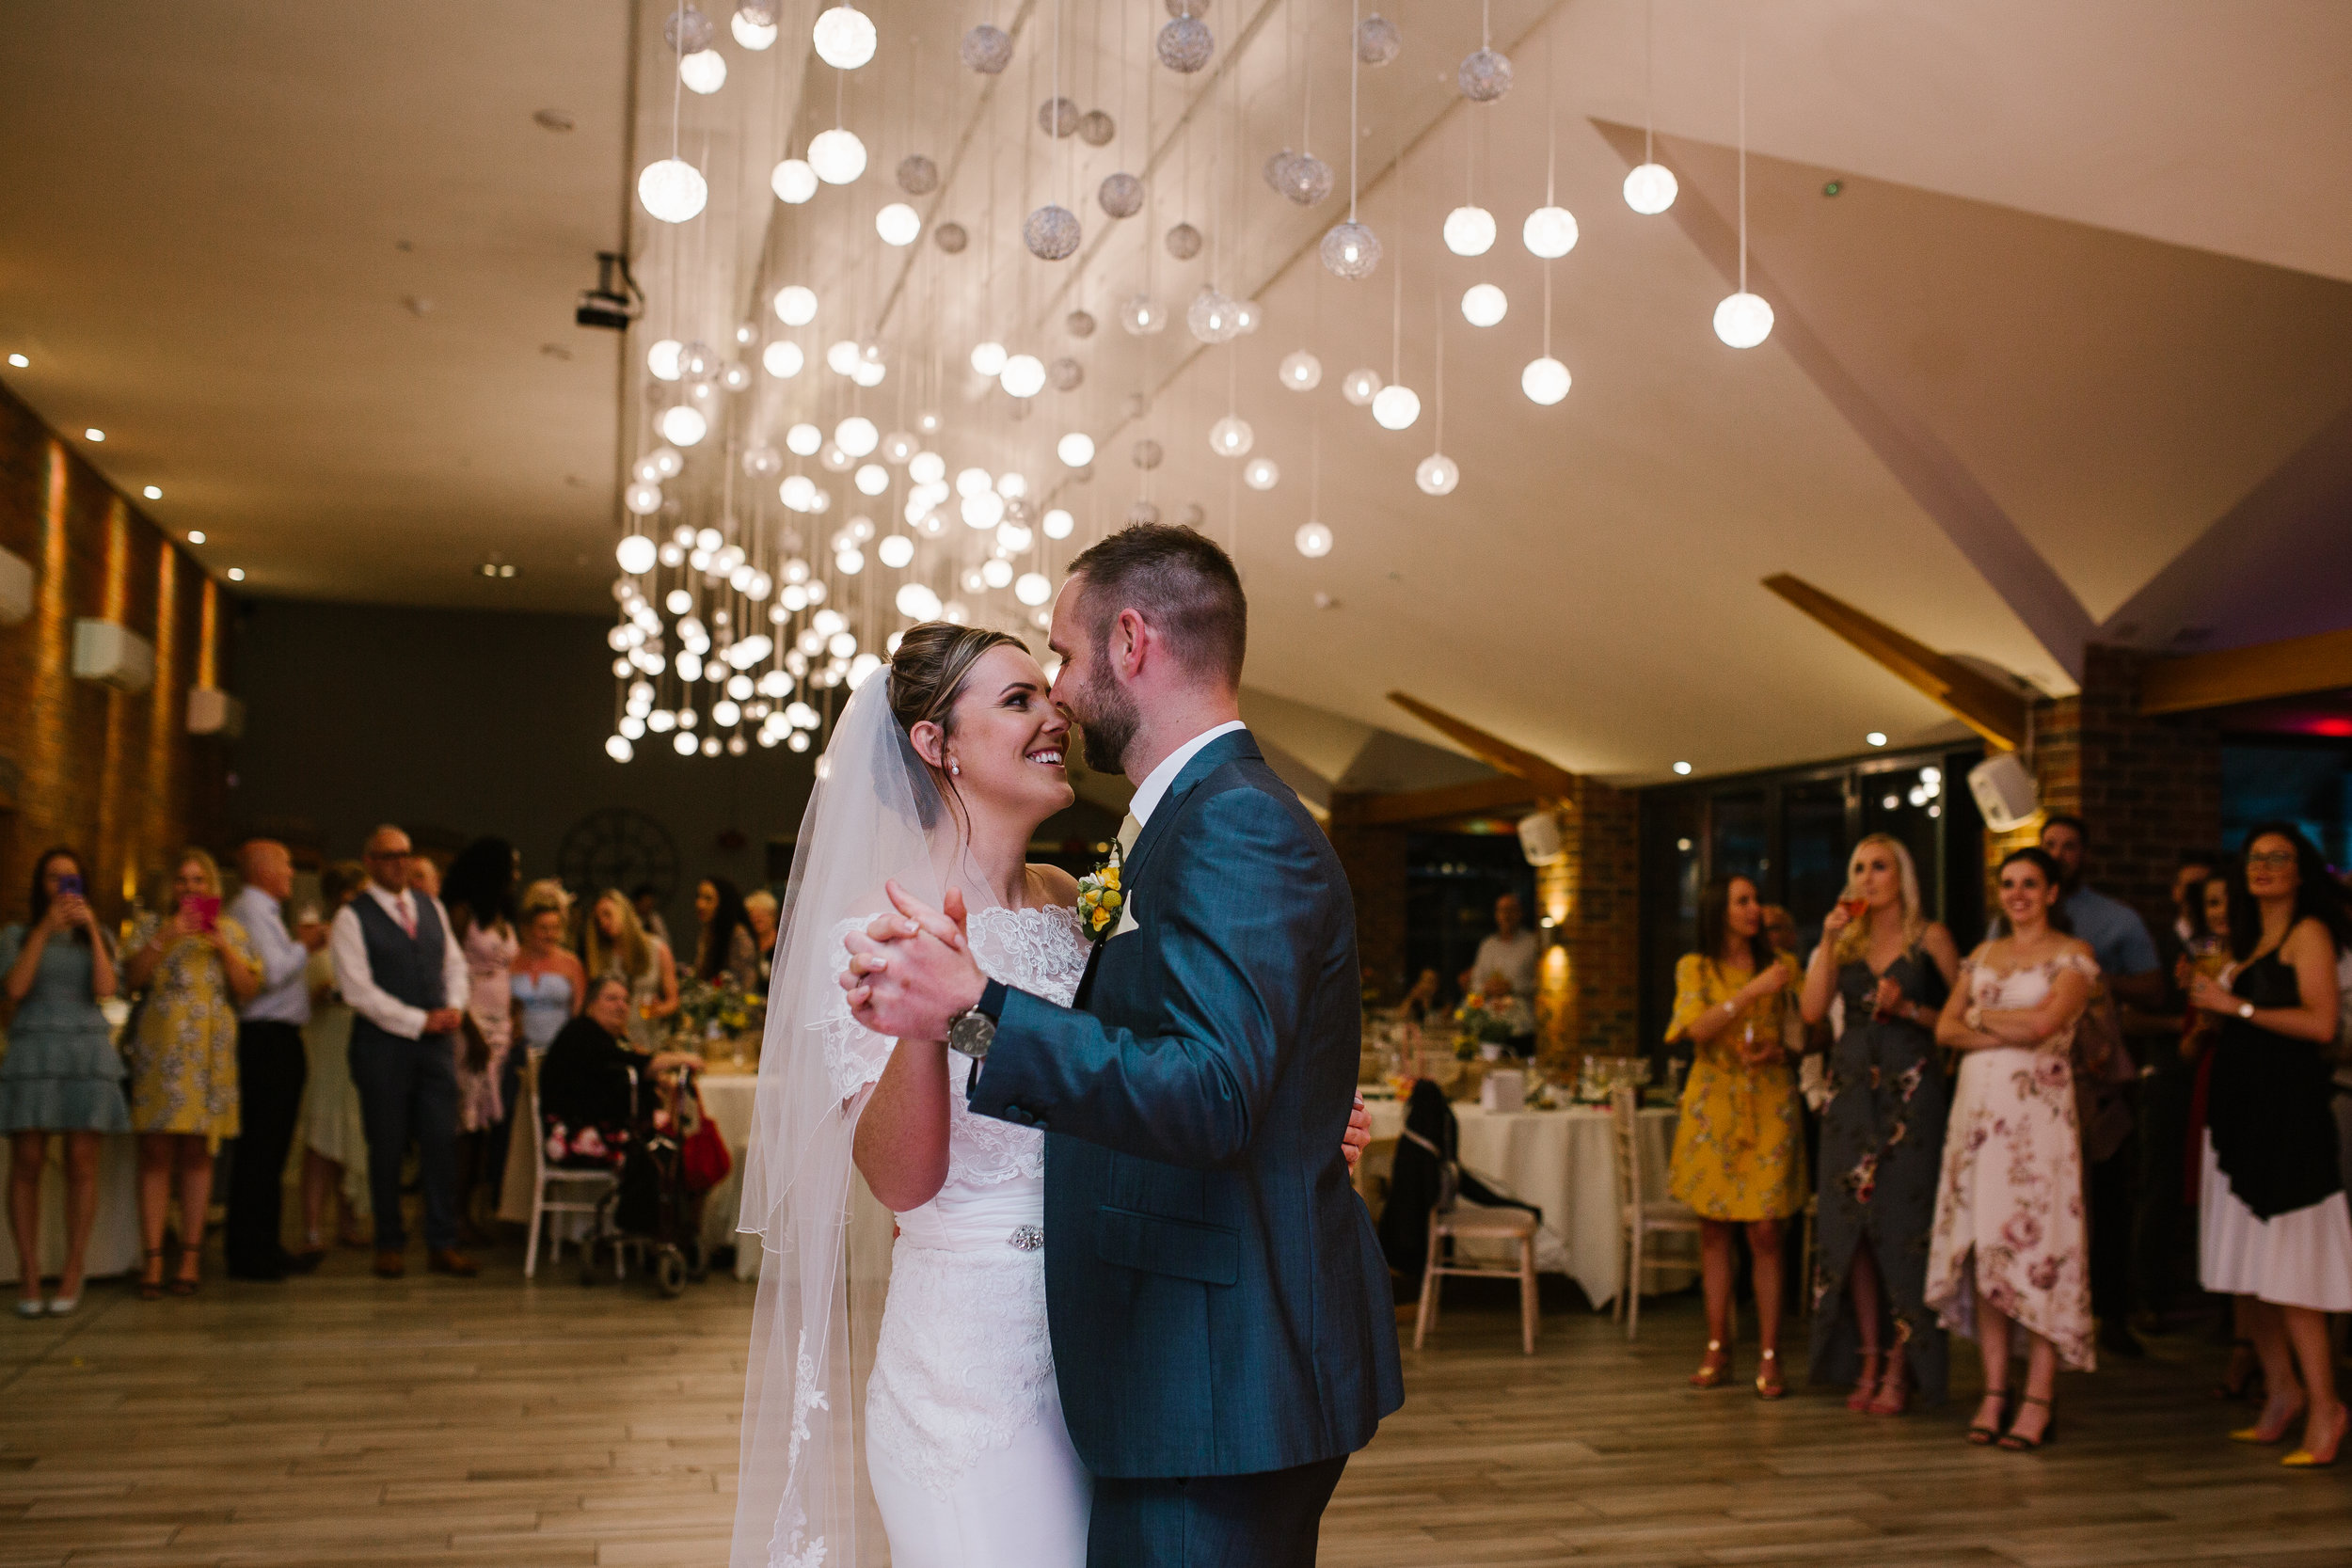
[732,9,778,49]
[607,735,634,762]
[970,341,1008,376]
[659,404,708,446]
[1371,385,1421,431]
[897,582,942,619]
[616,534,658,574]
[1521,356,1571,405]
[1320,221,1381,280]
[1442,205,1496,257]
[1523,205,1579,258]
[786,422,822,456]
[826,340,862,375]
[850,357,884,388]
[1243,456,1279,491]
[772,283,818,325]
[1295,520,1332,558]
[961,491,1005,529]
[647,339,682,380]
[1208,415,1254,457]
[855,464,888,496]
[1341,367,1382,406]
[679,50,727,94]
[1624,162,1677,215]
[995,471,1027,499]
[1015,572,1052,606]
[878,534,914,568]
[811,5,877,69]
[1461,283,1507,327]
[1057,432,1095,467]
[910,451,946,484]
[638,158,707,223]
[835,416,878,456]
[624,483,662,516]
[762,341,803,378]
[981,558,1014,589]
[771,158,818,204]
[876,202,921,246]
[1120,294,1166,335]
[1713,292,1774,349]
[836,548,866,576]
[1042,508,1074,539]
[807,127,866,185]
[999,355,1046,398]
[1415,453,1459,496]
[1279,350,1322,390]
[955,466,993,498]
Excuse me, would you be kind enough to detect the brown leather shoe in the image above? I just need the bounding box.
[372,1250,406,1279]
[427,1249,478,1278]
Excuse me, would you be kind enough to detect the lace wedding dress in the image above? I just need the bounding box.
[819,903,1094,1568]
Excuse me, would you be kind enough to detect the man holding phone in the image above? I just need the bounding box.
[329,824,474,1280]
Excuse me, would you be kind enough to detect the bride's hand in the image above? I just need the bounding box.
[843,882,987,1042]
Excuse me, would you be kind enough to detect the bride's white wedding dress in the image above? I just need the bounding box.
[818,903,1094,1568]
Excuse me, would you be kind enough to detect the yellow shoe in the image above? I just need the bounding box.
[2282,1410,2346,1468]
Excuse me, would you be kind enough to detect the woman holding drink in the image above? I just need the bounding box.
[1800,834,1960,1413]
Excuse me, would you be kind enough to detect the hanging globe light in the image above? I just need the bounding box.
[719,361,753,391]
[850,357,885,388]
[961,491,1006,530]
[1049,356,1084,391]
[771,158,818,203]
[1119,294,1166,335]
[1371,384,1421,431]
[999,355,1047,398]
[824,340,861,376]
[876,203,921,245]
[909,451,946,483]
[1341,367,1383,405]
[1011,572,1050,606]
[835,416,878,456]
[1186,287,1239,343]
[1127,500,1162,526]
[743,442,785,479]
[679,50,728,94]
[820,443,854,473]
[677,340,719,381]
[1024,204,1081,261]
[1132,437,1164,469]
[807,127,866,184]
[1461,283,1508,327]
[1521,356,1571,404]
[624,483,663,516]
[1043,508,1074,539]
[659,404,708,446]
[607,735,635,763]
[997,520,1034,552]
[970,341,1009,376]
[1057,432,1096,467]
[855,464,889,495]
[663,5,715,53]
[732,8,778,49]
[1415,452,1460,496]
[995,471,1028,499]
[1243,456,1279,491]
[1523,205,1579,258]
[1232,298,1262,334]
[617,533,658,574]
[762,341,804,378]
[876,534,914,569]
[647,339,684,381]
[1165,222,1203,260]
[1458,47,1512,102]
[638,158,708,223]
[1279,350,1322,390]
[1295,519,1333,557]
[1356,12,1401,65]
[955,467,993,498]
[1098,171,1145,218]
[932,222,969,253]
[1320,222,1380,280]
[1443,205,1496,257]
[1157,15,1213,71]
[1208,415,1253,458]
[981,558,1015,589]
[897,154,940,195]
[1036,96,1081,137]
[961,23,1013,73]
[811,5,877,69]
[895,581,941,620]
[1624,162,1678,214]
[1713,292,1774,348]
[651,446,684,478]
[1279,152,1334,206]
[787,422,823,456]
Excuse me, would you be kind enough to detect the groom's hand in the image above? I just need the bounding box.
[1343,1091,1371,1173]
[841,881,988,1042]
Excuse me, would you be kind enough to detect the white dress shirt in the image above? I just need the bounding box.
[230,884,311,1025]
[1125,720,1248,837]
[328,882,471,1039]
[1470,928,1541,1003]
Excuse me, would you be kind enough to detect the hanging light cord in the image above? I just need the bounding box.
[1347,0,1360,222]
[1738,24,1748,293]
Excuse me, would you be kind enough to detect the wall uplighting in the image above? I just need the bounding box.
[187,531,206,544]
[84,428,104,442]
[142,485,162,500]
[1866,731,1888,747]
[226,567,246,581]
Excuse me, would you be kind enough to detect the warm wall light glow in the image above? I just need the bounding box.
[143,485,162,500]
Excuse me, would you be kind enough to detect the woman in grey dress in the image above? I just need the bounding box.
[1801,833,1960,1413]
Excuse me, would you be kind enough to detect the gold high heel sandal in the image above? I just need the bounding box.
[1755,1348,1786,1400]
[1689,1340,1731,1389]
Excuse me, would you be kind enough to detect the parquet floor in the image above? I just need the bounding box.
[3,1244,2344,1567]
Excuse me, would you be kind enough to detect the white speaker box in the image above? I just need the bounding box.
[1968,752,2042,832]
[187,687,244,737]
[71,619,154,692]
[0,547,32,626]
[1517,810,1565,866]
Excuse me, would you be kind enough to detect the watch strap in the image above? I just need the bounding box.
[977,978,1009,1022]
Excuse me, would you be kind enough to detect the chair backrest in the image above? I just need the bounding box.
[1608,1084,1641,1219]
[525,1053,549,1184]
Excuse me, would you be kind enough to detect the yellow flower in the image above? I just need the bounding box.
[1100,867,1120,890]
[1101,890,1121,909]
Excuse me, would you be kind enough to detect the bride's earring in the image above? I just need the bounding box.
[948,758,961,776]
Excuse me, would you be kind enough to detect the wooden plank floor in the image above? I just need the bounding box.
[3,1245,2344,1566]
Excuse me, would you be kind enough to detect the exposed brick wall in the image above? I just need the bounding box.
[1985,642,2221,940]
[1536,776,1643,1069]
[0,378,225,927]
[1327,823,1408,999]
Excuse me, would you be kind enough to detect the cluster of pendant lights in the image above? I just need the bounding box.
[611,2,1772,760]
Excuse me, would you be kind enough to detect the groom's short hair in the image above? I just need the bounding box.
[1066,524,1247,688]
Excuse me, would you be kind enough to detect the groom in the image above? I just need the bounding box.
[846,524,1404,1566]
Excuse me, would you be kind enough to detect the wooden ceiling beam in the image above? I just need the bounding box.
[1329,774,1545,830]
[1384,692,1576,798]
[1762,574,2030,750]
[2138,626,2352,716]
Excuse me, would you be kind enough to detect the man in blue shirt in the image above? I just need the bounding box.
[2038,816,2162,1360]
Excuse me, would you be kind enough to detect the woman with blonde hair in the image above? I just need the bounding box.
[584,888,675,1050]
[122,847,261,1298]
[1801,832,1961,1414]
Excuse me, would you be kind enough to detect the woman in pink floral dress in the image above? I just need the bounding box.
[1929,847,2098,1450]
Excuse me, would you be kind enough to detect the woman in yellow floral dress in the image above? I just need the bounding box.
[1665,874,1808,1396]
[122,847,259,1296]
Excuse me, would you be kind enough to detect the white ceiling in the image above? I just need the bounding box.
[5,0,2349,786]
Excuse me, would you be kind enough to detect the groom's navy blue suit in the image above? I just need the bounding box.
[967,728,1405,1566]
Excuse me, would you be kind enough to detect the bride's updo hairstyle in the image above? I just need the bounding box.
[887,621,1025,832]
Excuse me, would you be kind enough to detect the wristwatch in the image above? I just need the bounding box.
[946,979,1009,1061]
[2237,1001,2255,1021]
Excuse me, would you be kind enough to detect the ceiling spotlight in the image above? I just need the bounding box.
[142,485,162,500]
[227,567,246,581]
[1672,761,1692,776]
[83,428,104,442]
[187,531,206,545]
[6,354,27,369]
[1866,732,1888,747]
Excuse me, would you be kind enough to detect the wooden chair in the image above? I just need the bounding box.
[1610,1084,1701,1340]
[1414,1199,1540,1356]
[521,1055,619,1279]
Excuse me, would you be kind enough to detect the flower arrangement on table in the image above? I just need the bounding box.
[1452,995,1531,1059]
[676,973,759,1046]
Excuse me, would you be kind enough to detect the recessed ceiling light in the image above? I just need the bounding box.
[226,567,245,581]
[1866,731,1888,747]
[187,531,206,544]
[1672,761,1692,776]
[6,354,25,369]
[143,485,162,500]
[84,428,103,441]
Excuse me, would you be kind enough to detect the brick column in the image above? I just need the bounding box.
[1534,776,1642,1071]
[1327,822,1408,1002]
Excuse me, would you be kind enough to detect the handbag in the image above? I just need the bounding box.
[678,1079,733,1195]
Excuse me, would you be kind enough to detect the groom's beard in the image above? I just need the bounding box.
[1075,661,1140,776]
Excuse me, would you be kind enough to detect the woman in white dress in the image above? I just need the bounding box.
[733,626,1361,1568]
[1928,847,2098,1450]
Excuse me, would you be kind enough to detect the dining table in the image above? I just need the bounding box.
[692,1063,763,1278]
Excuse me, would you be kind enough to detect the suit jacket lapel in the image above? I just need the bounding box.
[1119,729,1261,895]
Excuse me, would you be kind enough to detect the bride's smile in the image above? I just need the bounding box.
[908,643,1077,830]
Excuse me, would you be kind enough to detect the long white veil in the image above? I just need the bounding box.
[733,675,946,1568]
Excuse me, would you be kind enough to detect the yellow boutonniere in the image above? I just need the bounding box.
[1074,844,1124,945]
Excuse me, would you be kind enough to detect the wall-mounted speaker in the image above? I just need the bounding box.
[71,619,154,692]
[1517,810,1565,866]
[1967,752,2042,832]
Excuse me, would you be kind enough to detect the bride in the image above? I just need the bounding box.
[732,623,1362,1568]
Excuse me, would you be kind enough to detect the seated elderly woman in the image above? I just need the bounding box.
[538,974,702,1169]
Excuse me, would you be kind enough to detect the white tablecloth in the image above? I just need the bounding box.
[696,1073,761,1278]
[0,1133,141,1283]
[1363,1100,1688,1309]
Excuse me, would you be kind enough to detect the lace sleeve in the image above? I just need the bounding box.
[816,916,894,1100]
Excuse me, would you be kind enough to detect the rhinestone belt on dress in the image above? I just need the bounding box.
[1008,1225,1044,1252]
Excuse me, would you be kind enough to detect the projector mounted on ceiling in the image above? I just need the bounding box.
[575,251,642,331]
